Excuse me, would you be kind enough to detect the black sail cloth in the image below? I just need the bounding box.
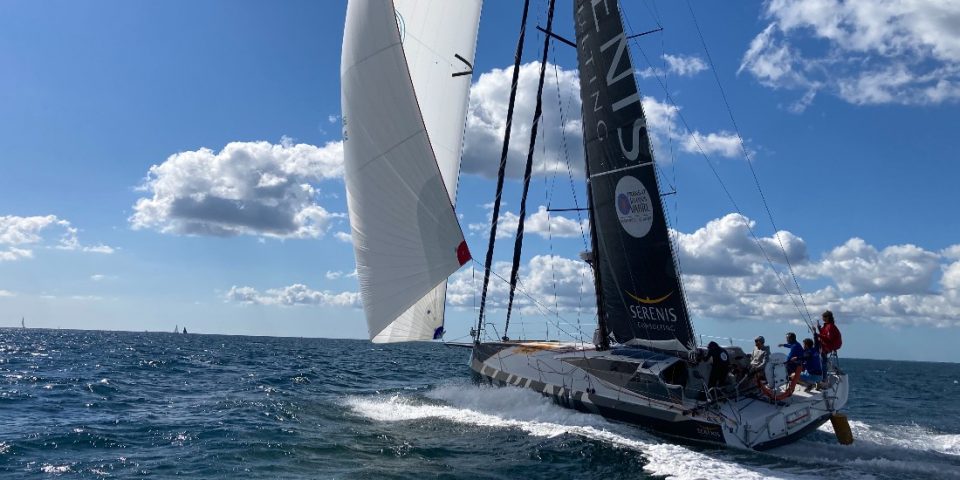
[573,0,695,352]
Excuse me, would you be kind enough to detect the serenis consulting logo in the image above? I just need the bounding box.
[614,175,653,238]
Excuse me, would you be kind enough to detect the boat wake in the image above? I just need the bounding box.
[345,384,812,480]
[764,418,960,479]
[345,383,960,480]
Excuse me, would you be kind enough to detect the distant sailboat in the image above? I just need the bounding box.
[182,327,187,334]
[21,317,25,329]
[174,324,178,334]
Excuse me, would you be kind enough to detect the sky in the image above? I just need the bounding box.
[1,0,959,362]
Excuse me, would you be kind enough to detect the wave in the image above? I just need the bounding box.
[346,383,960,480]
[821,419,960,456]
[761,418,960,479]
[345,383,814,480]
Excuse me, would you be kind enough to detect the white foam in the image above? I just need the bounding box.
[41,464,72,474]
[345,384,812,480]
[819,419,960,456]
[756,418,960,479]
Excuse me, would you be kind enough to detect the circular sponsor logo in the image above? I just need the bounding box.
[614,175,654,238]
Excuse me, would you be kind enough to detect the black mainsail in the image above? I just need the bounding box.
[574,0,695,352]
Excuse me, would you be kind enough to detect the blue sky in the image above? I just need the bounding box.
[2,1,959,362]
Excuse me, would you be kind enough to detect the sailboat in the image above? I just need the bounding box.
[341,0,850,450]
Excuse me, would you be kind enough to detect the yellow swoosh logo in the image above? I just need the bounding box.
[626,291,673,304]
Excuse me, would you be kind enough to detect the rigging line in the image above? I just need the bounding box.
[552,62,590,252]
[475,0,531,343]
[684,0,814,326]
[474,259,583,341]
[546,47,588,348]
[541,62,561,339]
[621,22,811,325]
[617,7,695,347]
[504,0,558,341]
[658,16,683,284]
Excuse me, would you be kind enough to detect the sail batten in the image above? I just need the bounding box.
[342,0,480,343]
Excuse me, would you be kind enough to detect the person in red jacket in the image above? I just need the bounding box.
[815,310,842,370]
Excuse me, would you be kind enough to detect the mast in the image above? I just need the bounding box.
[503,0,557,341]
[583,142,610,351]
[475,0,531,344]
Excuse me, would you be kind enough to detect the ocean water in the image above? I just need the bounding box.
[1,329,958,479]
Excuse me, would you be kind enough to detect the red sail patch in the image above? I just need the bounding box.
[456,241,471,266]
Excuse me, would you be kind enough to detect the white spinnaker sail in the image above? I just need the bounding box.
[341,0,476,343]
[375,0,482,343]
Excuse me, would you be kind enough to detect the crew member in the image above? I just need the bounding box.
[749,336,770,384]
[799,338,823,392]
[815,310,843,369]
[705,341,730,389]
[779,332,803,375]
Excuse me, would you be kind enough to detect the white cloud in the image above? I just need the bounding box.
[682,131,742,158]
[0,215,113,260]
[463,62,583,178]
[805,238,941,295]
[0,290,15,297]
[0,215,61,245]
[943,260,960,296]
[446,255,595,320]
[325,269,357,280]
[130,140,345,238]
[470,205,588,240]
[673,213,807,276]
[225,284,359,307]
[641,97,745,160]
[942,244,960,261]
[740,0,960,107]
[462,63,747,179]
[0,247,33,262]
[454,214,960,329]
[90,274,117,282]
[638,53,708,78]
[463,63,746,179]
[334,231,352,243]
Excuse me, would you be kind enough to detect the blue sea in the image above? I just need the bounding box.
[1,329,958,479]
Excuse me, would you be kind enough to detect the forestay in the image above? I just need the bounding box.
[341,0,476,343]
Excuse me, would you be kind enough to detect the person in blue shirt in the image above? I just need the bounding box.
[799,338,823,392]
[779,332,804,375]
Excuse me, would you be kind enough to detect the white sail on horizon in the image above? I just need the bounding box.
[341,0,480,343]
